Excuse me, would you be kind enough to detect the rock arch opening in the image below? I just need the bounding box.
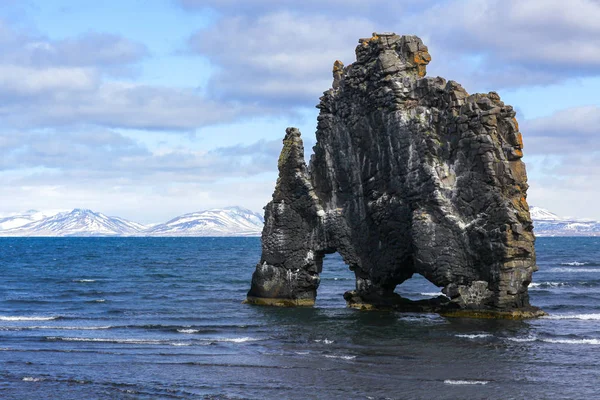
[317,252,355,307]
[394,273,447,301]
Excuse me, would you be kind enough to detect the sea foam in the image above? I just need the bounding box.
[456,334,492,339]
[549,268,600,273]
[44,336,200,346]
[420,292,447,297]
[202,337,259,343]
[544,313,600,320]
[506,336,537,343]
[177,328,200,334]
[444,379,488,385]
[22,377,44,382]
[29,325,113,330]
[0,316,58,321]
[324,354,356,360]
[541,338,600,345]
[529,282,567,288]
[46,337,164,344]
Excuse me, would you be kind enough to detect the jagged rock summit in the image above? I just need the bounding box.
[247,33,544,318]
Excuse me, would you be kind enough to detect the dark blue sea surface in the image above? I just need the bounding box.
[1,237,599,399]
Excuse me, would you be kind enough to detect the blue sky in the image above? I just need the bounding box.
[1,0,599,223]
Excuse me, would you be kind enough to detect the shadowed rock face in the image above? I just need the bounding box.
[247,33,543,318]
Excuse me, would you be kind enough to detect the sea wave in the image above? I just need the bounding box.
[506,336,537,343]
[206,337,258,343]
[84,299,106,303]
[0,316,59,321]
[506,335,600,345]
[315,339,334,344]
[177,329,200,334]
[549,268,600,273]
[543,313,600,320]
[444,380,488,385]
[456,334,492,339]
[44,336,198,346]
[23,325,113,330]
[558,262,600,267]
[420,292,447,297]
[22,377,45,382]
[529,282,567,288]
[72,279,96,283]
[324,354,356,360]
[541,338,600,345]
[46,337,164,344]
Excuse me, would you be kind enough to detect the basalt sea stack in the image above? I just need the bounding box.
[247,33,544,318]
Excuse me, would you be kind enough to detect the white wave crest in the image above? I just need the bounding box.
[444,380,488,385]
[561,261,588,266]
[46,337,164,344]
[0,316,58,321]
[324,354,356,360]
[549,268,600,273]
[73,279,96,283]
[420,292,447,297]
[22,377,44,382]
[529,282,566,288]
[29,325,113,330]
[506,336,537,343]
[542,338,600,345]
[207,337,259,343]
[315,339,334,344]
[177,329,200,334]
[456,334,492,339]
[544,314,600,320]
[45,336,200,346]
[46,336,179,344]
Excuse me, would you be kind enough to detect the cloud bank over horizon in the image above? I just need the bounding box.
[0,0,599,222]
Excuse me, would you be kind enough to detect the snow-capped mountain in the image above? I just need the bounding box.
[530,206,600,236]
[0,208,147,237]
[529,206,562,221]
[146,206,264,237]
[0,205,597,237]
[0,209,64,230]
[0,207,264,237]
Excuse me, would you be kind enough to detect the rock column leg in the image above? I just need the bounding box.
[246,128,325,306]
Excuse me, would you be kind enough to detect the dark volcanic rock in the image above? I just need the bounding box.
[247,33,544,318]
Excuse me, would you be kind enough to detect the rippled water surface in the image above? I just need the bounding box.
[1,237,600,399]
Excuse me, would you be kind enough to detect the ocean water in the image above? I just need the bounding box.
[1,237,599,399]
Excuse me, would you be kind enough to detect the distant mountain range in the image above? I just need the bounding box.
[529,206,600,237]
[0,207,264,237]
[145,207,264,237]
[0,205,597,237]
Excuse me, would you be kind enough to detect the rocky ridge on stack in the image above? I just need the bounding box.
[247,33,543,318]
